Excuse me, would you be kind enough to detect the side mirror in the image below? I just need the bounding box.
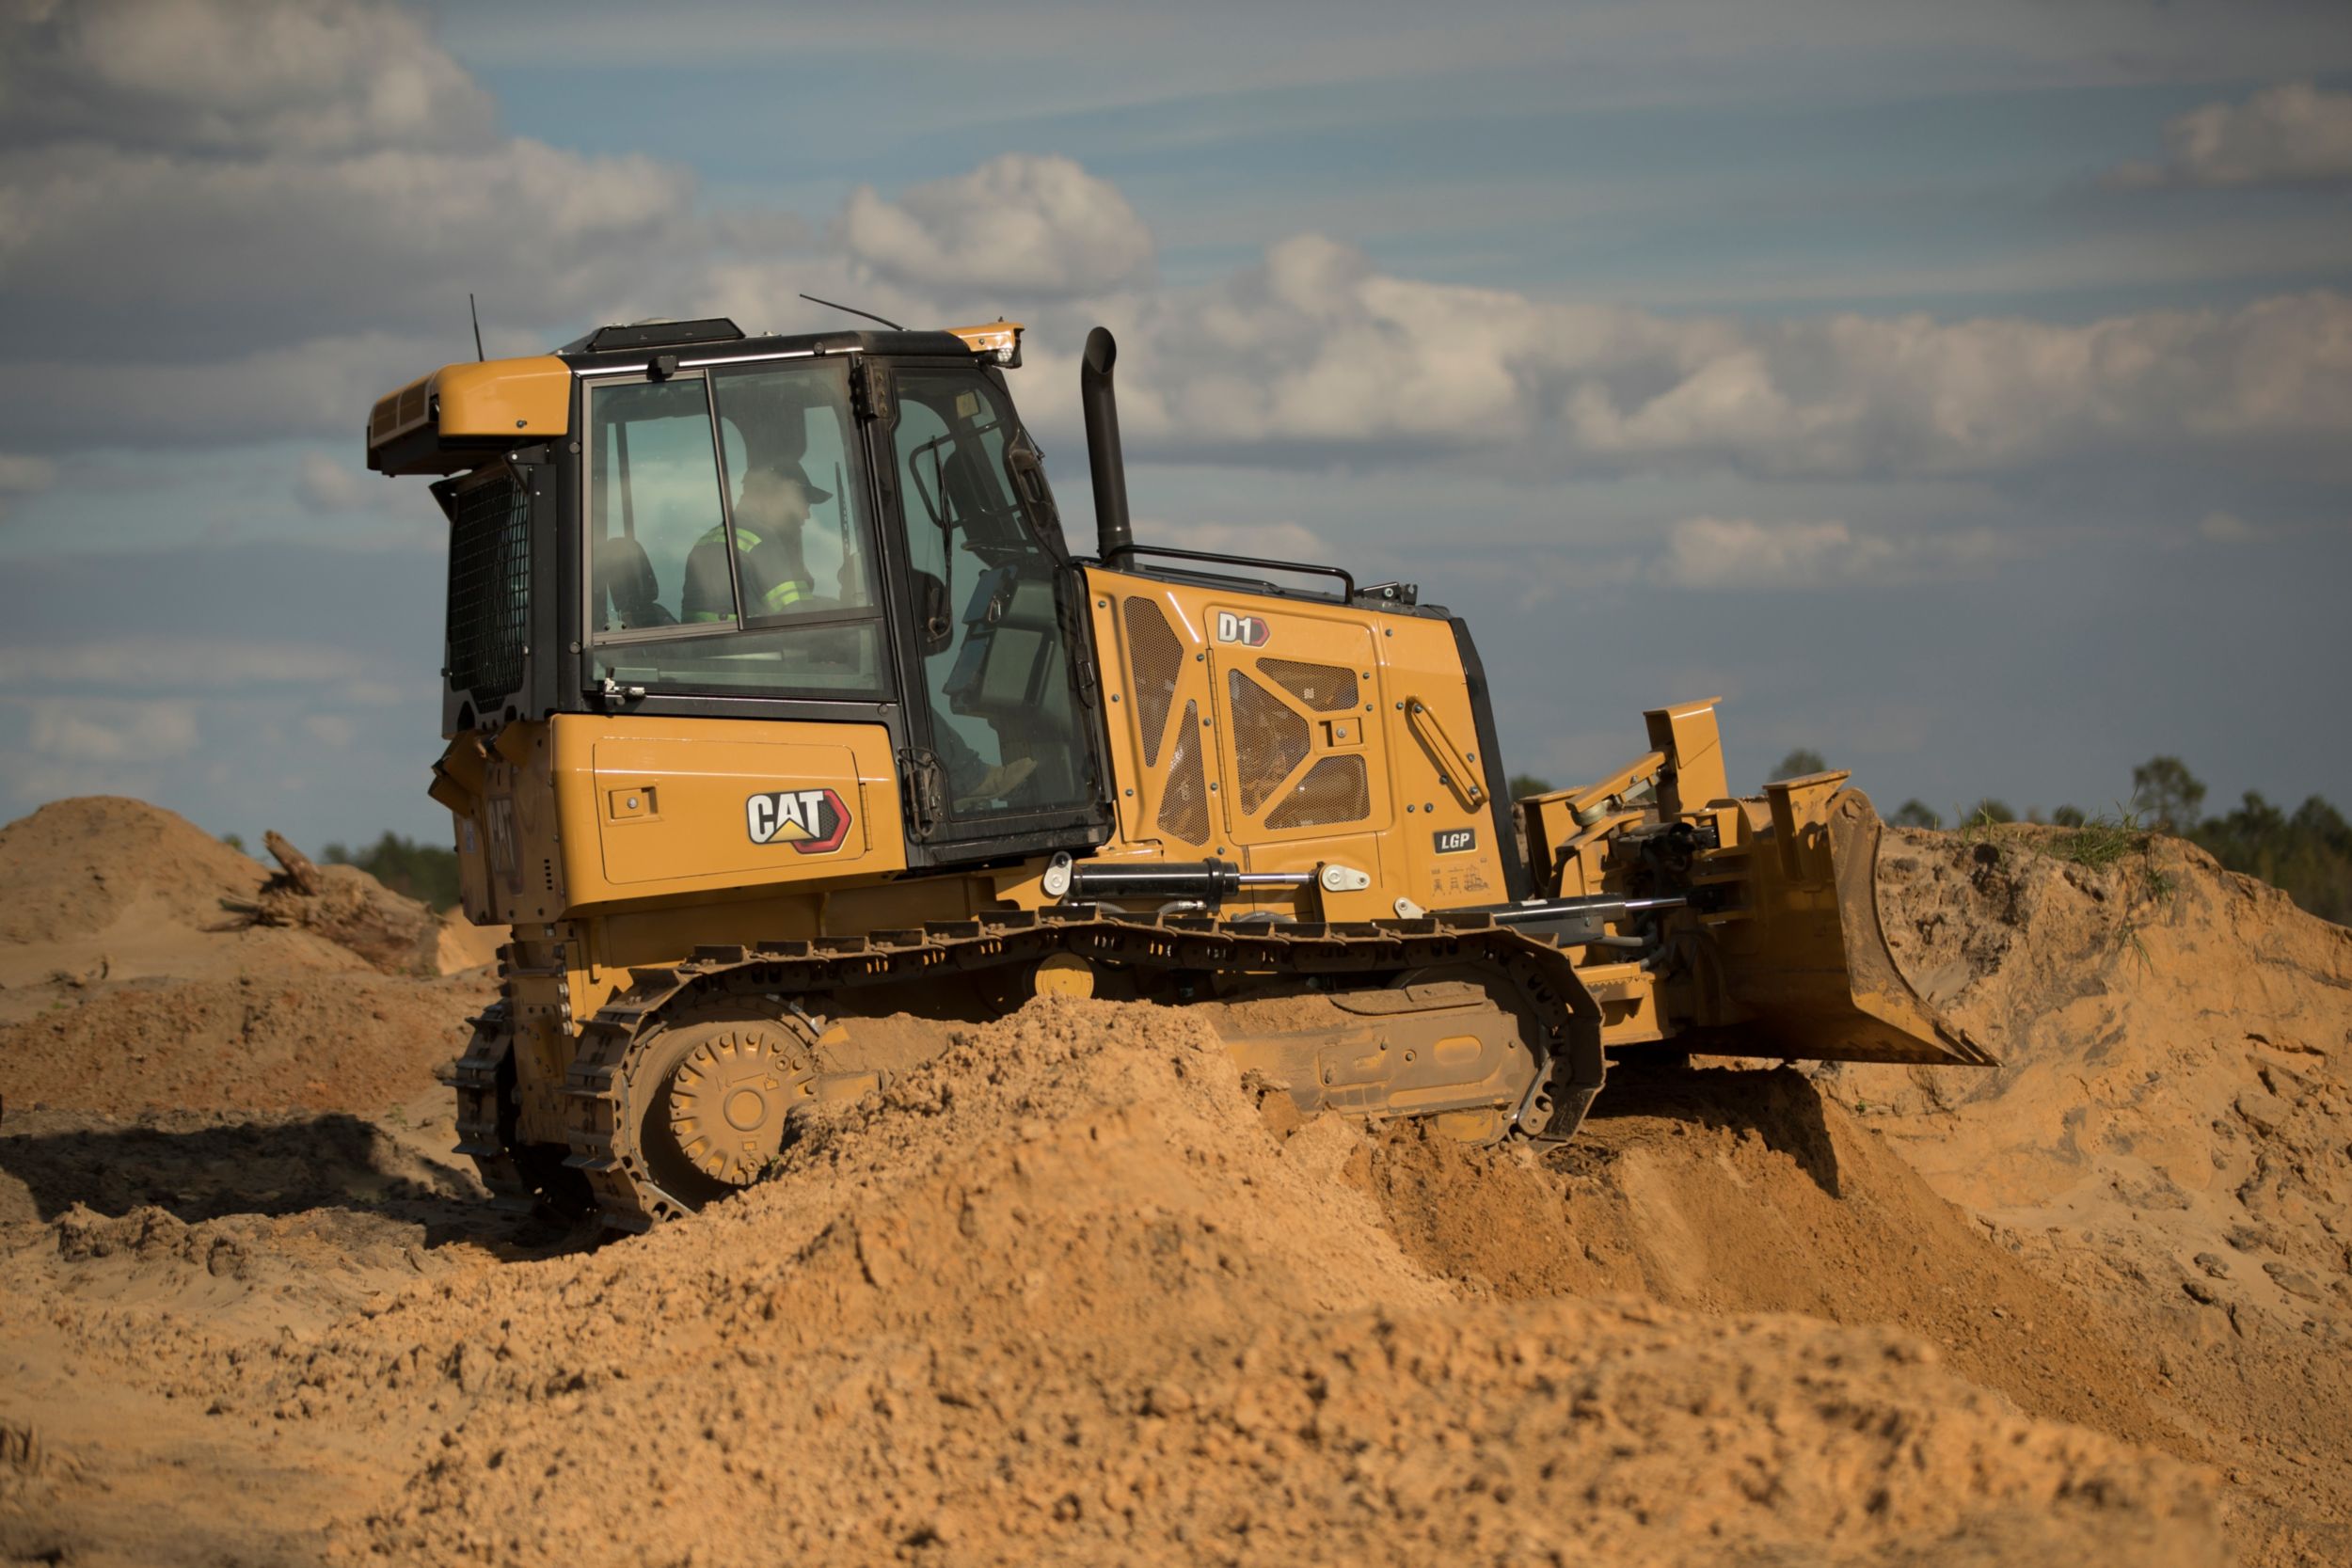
[911,569,954,657]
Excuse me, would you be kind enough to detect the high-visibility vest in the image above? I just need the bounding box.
[687,524,806,622]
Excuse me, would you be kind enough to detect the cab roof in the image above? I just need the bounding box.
[367,316,1021,477]
[557,316,979,372]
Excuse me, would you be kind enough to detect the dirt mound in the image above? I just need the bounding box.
[85,1000,2203,1568]
[435,907,503,974]
[0,972,488,1117]
[0,796,270,946]
[1371,1068,2180,1451]
[1819,825,2352,1560]
[16,808,2352,1565]
[0,799,468,999]
[1854,827,2352,1321]
[0,798,491,1126]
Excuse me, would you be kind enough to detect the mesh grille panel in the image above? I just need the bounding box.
[1265,754,1372,831]
[1227,672,1311,813]
[445,470,531,708]
[1257,657,1358,713]
[1156,699,1211,845]
[1122,597,1184,767]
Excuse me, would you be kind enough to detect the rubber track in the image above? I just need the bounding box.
[560,907,1604,1233]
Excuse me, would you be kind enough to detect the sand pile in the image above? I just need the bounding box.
[0,796,275,948]
[436,906,504,974]
[77,999,2202,1568]
[1370,1070,2180,1450]
[14,810,2352,1566]
[0,798,473,1000]
[0,796,358,998]
[1851,826,2352,1326]
[0,973,486,1118]
[0,798,495,1117]
[1813,825,2352,1558]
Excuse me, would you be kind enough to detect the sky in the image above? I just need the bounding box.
[0,0,2346,852]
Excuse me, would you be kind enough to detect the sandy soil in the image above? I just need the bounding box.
[2,799,2345,1566]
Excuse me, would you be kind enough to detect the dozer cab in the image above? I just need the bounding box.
[367,313,1991,1230]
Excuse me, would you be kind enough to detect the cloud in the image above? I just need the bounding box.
[1089,239,2352,481]
[7,331,453,448]
[0,639,374,688]
[836,153,1154,299]
[0,0,494,155]
[0,139,693,365]
[0,453,56,493]
[1141,518,1333,562]
[21,698,198,763]
[0,0,698,420]
[1,4,2344,499]
[1647,517,2010,590]
[295,451,372,512]
[0,451,55,521]
[301,713,358,748]
[0,758,158,807]
[2109,81,2352,189]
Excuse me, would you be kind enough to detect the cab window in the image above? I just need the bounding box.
[587,362,885,698]
[586,377,724,632]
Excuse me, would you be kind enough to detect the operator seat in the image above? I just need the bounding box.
[596,534,675,630]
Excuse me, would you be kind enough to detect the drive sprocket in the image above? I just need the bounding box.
[574,1000,824,1226]
[667,1029,809,1185]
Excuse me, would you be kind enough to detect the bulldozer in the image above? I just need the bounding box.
[365,313,1992,1230]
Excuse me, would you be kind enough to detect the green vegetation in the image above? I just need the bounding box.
[324,831,461,912]
[1890,800,1941,830]
[2042,808,2146,872]
[2131,755,2206,833]
[1770,748,1826,781]
[1507,773,1555,801]
[2189,787,2352,925]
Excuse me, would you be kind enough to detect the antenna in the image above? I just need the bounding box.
[469,293,485,361]
[800,293,905,331]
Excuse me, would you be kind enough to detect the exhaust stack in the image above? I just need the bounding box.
[1081,326,1132,562]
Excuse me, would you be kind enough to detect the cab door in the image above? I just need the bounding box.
[869,359,1112,858]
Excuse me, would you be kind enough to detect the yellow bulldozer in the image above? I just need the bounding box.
[366,314,1991,1230]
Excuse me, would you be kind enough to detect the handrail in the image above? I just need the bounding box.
[1103,542,1356,601]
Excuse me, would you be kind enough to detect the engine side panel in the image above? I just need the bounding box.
[552,714,906,906]
[1083,568,1509,915]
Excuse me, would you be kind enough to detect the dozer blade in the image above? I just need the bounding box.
[1705,780,1996,1068]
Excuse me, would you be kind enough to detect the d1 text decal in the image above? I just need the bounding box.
[1215,611,1270,647]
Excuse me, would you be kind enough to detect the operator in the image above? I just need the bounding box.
[681,467,825,624]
